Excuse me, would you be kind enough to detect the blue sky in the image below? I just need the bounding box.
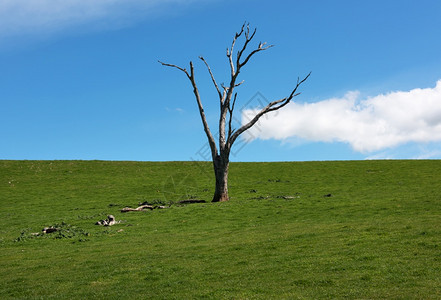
[1,0,441,162]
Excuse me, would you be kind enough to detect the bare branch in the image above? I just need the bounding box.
[220,83,229,100]
[236,26,257,65]
[234,23,246,45]
[159,60,218,160]
[228,72,311,147]
[199,56,222,100]
[226,48,235,77]
[265,73,311,113]
[288,72,311,99]
[226,23,246,77]
[158,60,190,78]
[239,42,274,68]
[227,93,237,140]
[234,80,245,88]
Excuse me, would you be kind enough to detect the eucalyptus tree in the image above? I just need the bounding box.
[159,23,310,202]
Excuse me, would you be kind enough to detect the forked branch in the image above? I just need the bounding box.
[239,41,274,68]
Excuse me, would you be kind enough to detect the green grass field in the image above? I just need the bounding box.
[1,160,441,299]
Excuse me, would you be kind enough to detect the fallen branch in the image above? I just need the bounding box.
[121,205,153,212]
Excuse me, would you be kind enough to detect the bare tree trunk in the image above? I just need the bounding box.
[212,154,229,202]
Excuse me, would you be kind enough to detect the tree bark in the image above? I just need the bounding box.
[212,154,229,202]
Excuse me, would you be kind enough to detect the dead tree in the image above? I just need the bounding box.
[159,23,310,202]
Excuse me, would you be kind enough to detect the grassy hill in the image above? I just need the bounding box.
[1,160,440,299]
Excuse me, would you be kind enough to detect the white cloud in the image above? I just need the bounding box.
[364,142,441,160]
[0,0,212,38]
[242,80,441,154]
